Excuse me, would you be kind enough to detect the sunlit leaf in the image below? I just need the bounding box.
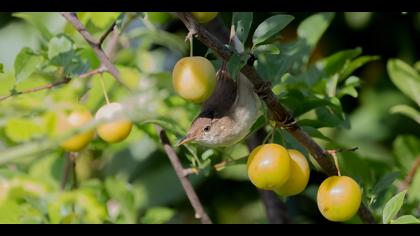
[387,59,420,107]
[13,12,53,40]
[141,207,175,224]
[391,215,420,224]
[390,104,420,124]
[14,47,43,83]
[5,118,46,143]
[297,12,335,47]
[383,190,407,224]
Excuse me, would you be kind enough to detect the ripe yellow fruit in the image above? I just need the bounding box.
[274,149,310,196]
[95,102,132,143]
[59,110,95,152]
[172,56,216,103]
[191,12,218,23]
[247,144,291,190]
[317,176,362,222]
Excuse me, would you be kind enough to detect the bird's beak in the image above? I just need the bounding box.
[176,134,195,146]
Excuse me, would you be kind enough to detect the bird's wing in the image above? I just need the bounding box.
[201,68,237,118]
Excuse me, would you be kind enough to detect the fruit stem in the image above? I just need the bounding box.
[189,35,193,57]
[330,151,341,176]
[99,73,111,105]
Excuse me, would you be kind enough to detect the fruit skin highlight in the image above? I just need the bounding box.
[275,149,310,196]
[317,176,362,222]
[247,144,291,190]
[191,12,218,23]
[95,102,132,143]
[172,56,216,103]
[59,110,95,152]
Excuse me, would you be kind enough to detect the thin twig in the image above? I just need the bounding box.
[399,156,420,191]
[176,12,376,224]
[0,67,105,103]
[155,125,212,224]
[60,12,126,88]
[99,22,116,46]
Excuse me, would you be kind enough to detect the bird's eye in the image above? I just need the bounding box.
[203,125,211,132]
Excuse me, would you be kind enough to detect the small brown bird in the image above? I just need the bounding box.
[178,63,261,147]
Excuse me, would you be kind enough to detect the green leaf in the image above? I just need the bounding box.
[393,135,420,175]
[321,48,362,76]
[14,47,43,83]
[5,118,46,143]
[253,44,281,55]
[390,104,420,124]
[80,12,121,29]
[0,63,3,73]
[291,48,362,89]
[382,190,407,224]
[341,55,380,80]
[415,61,420,72]
[115,12,127,30]
[337,86,358,98]
[371,172,400,196]
[232,12,253,46]
[201,149,216,161]
[48,190,107,224]
[141,207,175,224]
[0,200,22,223]
[227,52,244,80]
[252,14,294,46]
[297,12,335,47]
[337,76,361,98]
[12,12,53,40]
[391,215,420,224]
[387,59,420,107]
[47,35,73,60]
[255,13,334,79]
[301,126,331,141]
[280,89,334,117]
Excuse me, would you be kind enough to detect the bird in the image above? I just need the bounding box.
[177,62,261,147]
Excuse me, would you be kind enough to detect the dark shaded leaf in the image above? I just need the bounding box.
[232,12,253,46]
[252,14,294,46]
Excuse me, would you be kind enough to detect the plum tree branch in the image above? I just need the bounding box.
[0,67,105,103]
[60,12,127,89]
[399,156,420,191]
[176,12,376,224]
[155,125,212,224]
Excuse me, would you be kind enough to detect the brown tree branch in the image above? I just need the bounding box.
[399,156,420,191]
[155,125,212,224]
[176,12,376,224]
[0,67,105,103]
[60,12,126,88]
